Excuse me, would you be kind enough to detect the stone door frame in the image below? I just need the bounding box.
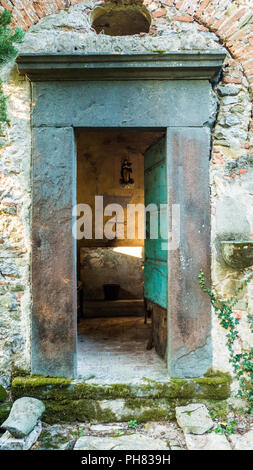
[17,51,225,379]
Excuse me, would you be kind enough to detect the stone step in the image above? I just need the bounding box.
[11,372,231,424]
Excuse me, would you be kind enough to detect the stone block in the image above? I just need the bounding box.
[74,434,169,450]
[32,80,213,129]
[176,403,213,434]
[167,127,212,378]
[32,127,77,378]
[217,85,240,96]
[229,430,253,450]
[185,432,231,450]
[0,421,42,450]
[1,397,45,438]
[216,196,250,238]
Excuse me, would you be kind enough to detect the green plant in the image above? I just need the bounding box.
[214,419,237,435]
[0,9,24,134]
[199,270,253,413]
[127,419,138,429]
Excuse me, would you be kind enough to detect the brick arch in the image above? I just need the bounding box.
[1,0,253,92]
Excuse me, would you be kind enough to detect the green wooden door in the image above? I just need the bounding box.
[144,136,168,309]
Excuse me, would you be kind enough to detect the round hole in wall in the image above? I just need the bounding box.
[91,3,151,36]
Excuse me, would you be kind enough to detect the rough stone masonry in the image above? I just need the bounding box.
[0,0,252,391]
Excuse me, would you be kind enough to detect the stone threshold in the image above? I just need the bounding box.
[11,371,231,424]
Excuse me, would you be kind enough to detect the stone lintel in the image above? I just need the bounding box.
[17,51,226,81]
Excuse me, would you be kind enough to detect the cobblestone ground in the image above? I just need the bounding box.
[32,415,253,451]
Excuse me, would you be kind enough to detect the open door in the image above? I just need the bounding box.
[144,136,168,358]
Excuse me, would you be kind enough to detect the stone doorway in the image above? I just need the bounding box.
[17,52,225,380]
[75,128,167,381]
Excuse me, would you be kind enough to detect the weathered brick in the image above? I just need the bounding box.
[161,0,174,5]
[218,9,247,35]
[152,8,166,18]
[212,153,224,165]
[241,142,250,149]
[1,0,13,11]
[55,0,66,8]
[197,24,209,32]
[196,0,212,16]
[11,7,29,30]
[21,1,40,22]
[175,0,184,9]
[210,17,228,33]
[227,26,252,42]
[173,15,194,22]
[33,3,44,18]
[21,10,34,27]
[223,76,242,85]
[152,17,167,24]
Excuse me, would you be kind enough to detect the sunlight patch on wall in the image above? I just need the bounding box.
[113,246,143,258]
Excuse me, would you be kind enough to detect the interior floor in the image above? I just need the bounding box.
[77,316,167,383]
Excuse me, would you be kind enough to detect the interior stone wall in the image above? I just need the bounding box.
[0,1,252,388]
[80,247,144,300]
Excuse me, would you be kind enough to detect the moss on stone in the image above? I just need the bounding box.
[137,409,170,422]
[12,366,30,379]
[193,370,232,400]
[203,368,232,380]
[123,397,172,422]
[38,431,62,450]
[124,397,197,421]
[43,399,96,424]
[12,375,72,401]
[43,399,118,424]
[74,382,135,400]
[96,406,118,423]
[0,385,7,402]
[11,372,232,424]
[195,378,230,400]
[203,400,229,419]
[0,402,12,425]
[12,376,135,401]
[20,394,231,424]
[123,408,169,422]
[166,379,196,398]
[12,372,231,401]
[123,396,230,421]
